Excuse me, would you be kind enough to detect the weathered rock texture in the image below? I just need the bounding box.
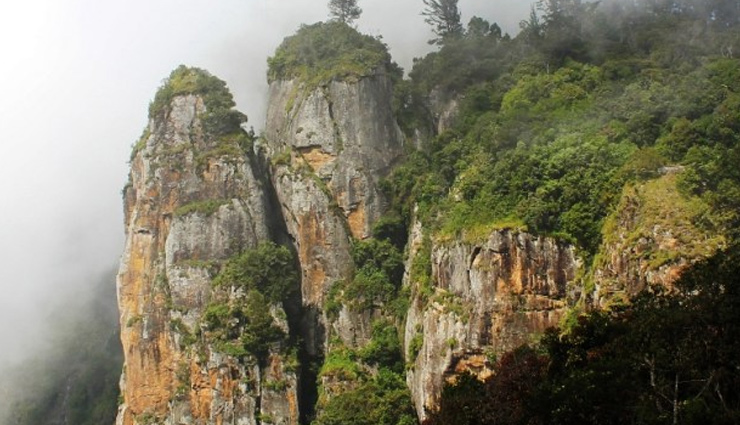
[117,66,406,424]
[265,73,404,242]
[117,94,297,425]
[428,88,460,135]
[592,172,725,307]
[263,72,404,352]
[404,230,580,421]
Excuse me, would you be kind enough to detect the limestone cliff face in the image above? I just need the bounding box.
[265,73,404,242]
[403,229,580,421]
[263,72,404,351]
[116,64,406,424]
[117,92,297,425]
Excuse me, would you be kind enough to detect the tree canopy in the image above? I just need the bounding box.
[328,0,362,24]
[267,21,395,88]
[421,0,463,44]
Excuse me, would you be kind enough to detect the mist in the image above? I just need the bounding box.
[0,0,534,419]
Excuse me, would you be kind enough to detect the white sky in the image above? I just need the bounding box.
[0,0,533,369]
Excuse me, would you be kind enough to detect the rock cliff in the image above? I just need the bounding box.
[403,229,580,420]
[117,68,298,425]
[592,172,725,307]
[116,61,405,424]
[263,70,404,350]
[115,42,725,425]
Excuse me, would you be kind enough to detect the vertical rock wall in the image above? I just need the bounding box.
[263,72,405,352]
[117,93,298,425]
[116,67,405,424]
[403,230,580,421]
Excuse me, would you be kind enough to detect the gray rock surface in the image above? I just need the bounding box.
[404,229,580,421]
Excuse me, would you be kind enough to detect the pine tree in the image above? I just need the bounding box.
[422,0,463,45]
[328,0,362,24]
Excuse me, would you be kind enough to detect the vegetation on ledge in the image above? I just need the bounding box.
[267,21,399,87]
[148,65,242,121]
[202,242,300,362]
[131,66,249,160]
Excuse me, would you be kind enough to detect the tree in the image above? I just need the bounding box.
[328,0,362,24]
[422,0,463,44]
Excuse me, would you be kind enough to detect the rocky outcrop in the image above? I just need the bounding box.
[115,62,728,425]
[265,73,404,242]
[263,71,405,352]
[117,88,298,425]
[428,89,459,135]
[117,62,406,424]
[404,229,580,421]
[592,173,725,307]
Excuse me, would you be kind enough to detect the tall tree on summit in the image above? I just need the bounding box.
[422,0,463,44]
[328,0,362,24]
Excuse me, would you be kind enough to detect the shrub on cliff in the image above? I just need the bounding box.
[213,241,299,304]
[267,21,397,87]
[148,65,246,137]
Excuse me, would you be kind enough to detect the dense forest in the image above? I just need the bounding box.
[390,0,740,423]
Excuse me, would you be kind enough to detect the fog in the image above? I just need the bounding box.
[0,0,533,391]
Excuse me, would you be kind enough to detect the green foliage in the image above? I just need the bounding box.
[422,0,463,45]
[201,242,299,362]
[351,239,404,286]
[313,368,416,425]
[267,21,395,87]
[359,320,404,372]
[212,241,299,304]
[129,126,150,161]
[410,234,433,303]
[324,281,344,320]
[328,0,361,24]
[407,20,510,94]
[263,379,289,392]
[338,239,405,311]
[170,318,197,347]
[345,267,396,310]
[407,333,423,361]
[148,65,241,126]
[319,346,363,381]
[617,147,667,181]
[194,132,253,171]
[271,148,292,167]
[174,199,231,217]
[397,47,740,255]
[203,290,286,361]
[389,0,740,260]
[137,66,251,174]
[257,413,275,424]
[600,173,724,272]
[396,10,740,420]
